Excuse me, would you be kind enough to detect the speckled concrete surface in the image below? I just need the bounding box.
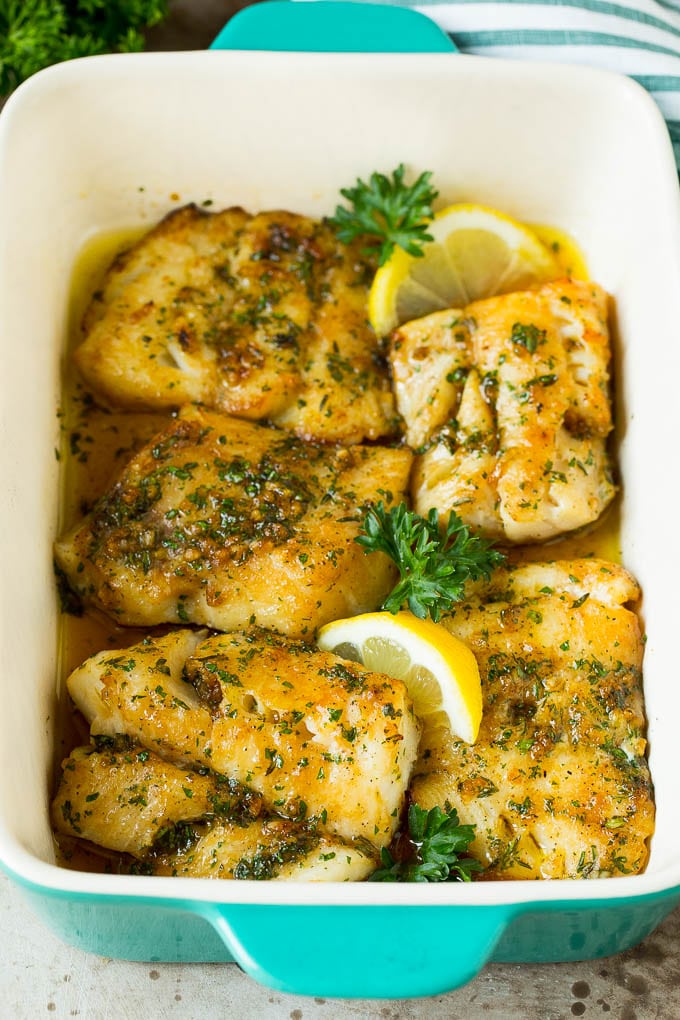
[2,2,679,1016]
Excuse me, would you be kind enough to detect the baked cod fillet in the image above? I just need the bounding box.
[54,408,412,637]
[411,560,654,879]
[75,205,397,444]
[52,742,263,857]
[53,744,377,881]
[147,818,377,881]
[390,280,616,543]
[66,628,421,849]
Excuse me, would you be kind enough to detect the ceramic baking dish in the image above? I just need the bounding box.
[1,1,680,999]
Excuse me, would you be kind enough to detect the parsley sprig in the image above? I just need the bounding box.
[329,164,438,266]
[356,502,505,622]
[371,804,482,882]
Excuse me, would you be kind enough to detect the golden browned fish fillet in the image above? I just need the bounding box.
[75,205,398,444]
[148,817,377,881]
[66,628,421,849]
[52,742,263,856]
[54,407,412,637]
[52,744,376,881]
[411,559,654,879]
[390,280,616,543]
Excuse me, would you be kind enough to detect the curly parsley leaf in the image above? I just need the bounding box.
[355,502,505,622]
[0,0,168,97]
[370,804,482,883]
[328,164,438,266]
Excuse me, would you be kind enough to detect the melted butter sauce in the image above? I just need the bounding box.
[532,223,590,281]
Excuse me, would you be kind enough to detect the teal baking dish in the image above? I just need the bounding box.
[1,1,679,999]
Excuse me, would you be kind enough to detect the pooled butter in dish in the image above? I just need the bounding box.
[53,195,653,882]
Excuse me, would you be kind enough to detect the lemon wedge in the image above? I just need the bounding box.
[369,203,559,336]
[317,611,482,744]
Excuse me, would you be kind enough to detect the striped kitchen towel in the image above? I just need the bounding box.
[364,0,680,166]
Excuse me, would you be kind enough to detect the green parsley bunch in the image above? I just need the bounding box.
[356,502,505,623]
[371,804,482,882]
[329,164,438,266]
[0,0,168,97]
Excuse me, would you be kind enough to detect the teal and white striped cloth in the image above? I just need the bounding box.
[368,0,680,166]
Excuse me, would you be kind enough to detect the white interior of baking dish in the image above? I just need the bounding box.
[0,50,679,906]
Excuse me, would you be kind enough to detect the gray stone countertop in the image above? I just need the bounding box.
[2,1,679,1016]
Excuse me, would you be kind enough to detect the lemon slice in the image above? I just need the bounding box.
[317,611,482,744]
[369,203,559,336]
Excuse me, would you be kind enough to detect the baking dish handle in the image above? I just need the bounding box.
[200,902,512,997]
[210,0,457,53]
